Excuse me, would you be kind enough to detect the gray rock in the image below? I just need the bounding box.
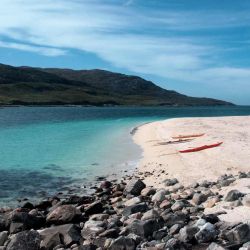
[152,190,168,203]
[141,209,159,221]
[169,224,183,235]
[89,213,109,221]
[84,201,104,216]
[195,218,207,228]
[141,187,156,197]
[171,200,191,211]
[161,211,188,227]
[40,232,60,250]
[79,244,97,250]
[9,222,23,234]
[6,230,41,250]
[239,172,248,178]
[192,193,207,205]
[225,223,250,244]
[81,227,105,240]
[178,226,199,243]
[122,203,148,216]
[240,241,250,250]
[164,178,178,186]
[224,189,244,202]
[109,236,136,250]
[46,205,78,224]
[124,197,141,207]
[195,222,218,243]
[0,231,8,246]
[207,242,226,250]
[99,228,119,238]
[164,238,186,250]
[8,211,45,230]
[126,218,164,238]
[124,179,146,196]
[219,178,235,187]
[84,220,105,229]
[39,224,81,247]
[242,194,250,207]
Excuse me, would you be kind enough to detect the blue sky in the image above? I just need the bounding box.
[0,0,250,104]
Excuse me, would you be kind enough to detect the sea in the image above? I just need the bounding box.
[0,106,250,206]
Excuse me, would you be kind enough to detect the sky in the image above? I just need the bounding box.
[0,0,250,104]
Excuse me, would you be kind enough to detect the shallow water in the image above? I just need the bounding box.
[0,106,250,205]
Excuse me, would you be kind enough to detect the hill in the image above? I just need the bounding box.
[0,63,233,106]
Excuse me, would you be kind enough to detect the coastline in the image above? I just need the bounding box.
[0,116,250,249]
[132,115,250,224]
[133,115,250,187]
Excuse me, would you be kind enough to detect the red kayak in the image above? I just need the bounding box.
[179,142,223,153]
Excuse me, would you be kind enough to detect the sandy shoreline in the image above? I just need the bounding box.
[133,116,250,223]
[133,116,250,187]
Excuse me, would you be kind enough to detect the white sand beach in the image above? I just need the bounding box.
[133,116,250,223]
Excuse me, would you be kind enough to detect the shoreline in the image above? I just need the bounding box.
[0,116,249,249]
[133,115,250,187]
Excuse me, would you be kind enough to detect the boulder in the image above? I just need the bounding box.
[99,228,119,238]
[171,200,191,211]
[40,232,60,250]
[163,178,178,186]
[122,203,148,216]
[192,193,207,205]
[0,231,8,246]
[169,224,183,235]
[207,242,226,250]
[224,190,244,202]
[239,241,250,250]
[39,224,81,247]
[164,238,186,250]
[80,244,97,250]
[109,236,136,250]
[242,194,250,207]
[141,187,156,197]
[46,205,78,224]
[89,213,109,221]
[84,201,104,216]
[152,190,168,203]
[161,211,189,227]
[6,230,41,250]
[124,197,141,207]
[81,227,105,240]
[124,179,146,196]
[141,209,159,221]
[195,222,218,243]
[8,211,45,230]
[126,218,164,238]
[178,226,199,243]
[225,223,250,244]
[204,196,220,208]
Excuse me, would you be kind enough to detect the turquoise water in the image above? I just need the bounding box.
[0,106,250,205]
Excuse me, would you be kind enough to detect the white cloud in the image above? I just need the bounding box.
[0,0,249,103]
[0,40,66,56]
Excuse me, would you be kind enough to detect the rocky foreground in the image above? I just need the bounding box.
[0,172,250,250]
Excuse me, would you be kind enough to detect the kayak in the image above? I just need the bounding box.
[172,133,205,139]
[179,142,223,153]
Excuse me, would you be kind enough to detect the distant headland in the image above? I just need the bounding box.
[0,63,233,107]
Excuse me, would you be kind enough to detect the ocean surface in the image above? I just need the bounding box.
[0,106,250,206]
